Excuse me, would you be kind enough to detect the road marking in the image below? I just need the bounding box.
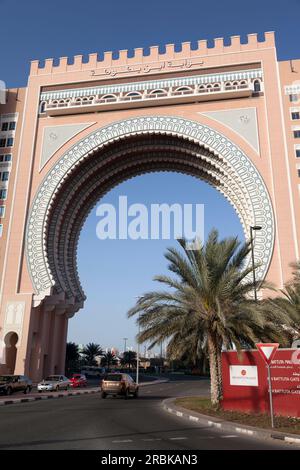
[169,437,187,440]
[189,416,199,422]
[285,437,300,444]
[176,411,183,417]
[208,420,222,428]
[112,439,133,443]
[221,435,238,438]
[235,427,254,435]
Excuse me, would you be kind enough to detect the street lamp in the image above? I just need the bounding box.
[123,337,128,354]
[136,313,141,385]
[134,296,143,386]
[250,225,262,301]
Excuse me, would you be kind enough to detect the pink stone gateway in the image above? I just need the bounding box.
[0,32,299,381]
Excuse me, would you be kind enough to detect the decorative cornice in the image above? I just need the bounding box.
[25,116,275,309]
[40,69,263,101]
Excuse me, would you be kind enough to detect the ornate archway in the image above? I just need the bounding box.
[26,116,275,315]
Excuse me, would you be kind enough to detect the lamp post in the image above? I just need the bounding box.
[134,296,143,386]
[123,337,128,354]
[136,313,141,385]
[250,225,262,301]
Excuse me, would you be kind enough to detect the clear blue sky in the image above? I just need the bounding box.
[2,1,297,352]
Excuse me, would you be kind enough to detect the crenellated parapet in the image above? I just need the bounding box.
[30,32,275,77]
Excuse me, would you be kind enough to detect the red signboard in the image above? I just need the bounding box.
[222,349,300,418]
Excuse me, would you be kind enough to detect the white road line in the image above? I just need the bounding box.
[112,439,133,443]
[221,435,238,439]
[189,416,199,422]
[169,437,188,440]
[235,427,254,435]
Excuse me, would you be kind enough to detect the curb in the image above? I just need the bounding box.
[162,398,300,447]
[0,387,100,406]
[0,379,169,407]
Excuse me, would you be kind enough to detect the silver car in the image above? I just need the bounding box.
[37,375,70,392]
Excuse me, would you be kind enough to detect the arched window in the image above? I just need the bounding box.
[150,89,166,96]
[175,86,192,94]
[125,92,142,99]
[101,94,117,102]
[254,80,261,92]
[40,102,46,113]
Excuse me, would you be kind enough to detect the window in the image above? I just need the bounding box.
[0,139,6,148]
[0,154,11,162]
[0,206,5,218]
[292,112,300,120]
[290,94,299,102]
[0,189,7,199]
[294,130,300,139]
[1,122,8,131]
[0,224,3,237]
[9,122,16,131]
[1,171,9,181]
[6,137,14,147]
[254,80,261,92]
[296,149,300,158]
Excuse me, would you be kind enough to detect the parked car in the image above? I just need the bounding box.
[69,374,87,388]
[80,366,105,378]
[0,375,32,395]
[37,375,70,392]
[101,373,138,399]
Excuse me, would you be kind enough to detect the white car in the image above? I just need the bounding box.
[37,375,70,392]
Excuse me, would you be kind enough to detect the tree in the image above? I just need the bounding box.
[269,261,300,340]
[101,351,118,371]
[81,343,103,366]
[65,342,80,375]
[128,231,289,405]
[121,351,137,370]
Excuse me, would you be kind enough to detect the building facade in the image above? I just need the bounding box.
[0,32,300,380]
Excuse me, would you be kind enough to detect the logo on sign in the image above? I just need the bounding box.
[229,365,258,387]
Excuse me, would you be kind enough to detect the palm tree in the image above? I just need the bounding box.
[269,261,300,340]
[81,343,103,366]
[121,351,137,370]
[101,351,118,371]
[65,342,80,375]
[128,230,289,405]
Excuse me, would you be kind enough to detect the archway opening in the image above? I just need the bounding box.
[4,332,18,374]
[26,118,274,379]
[68,171,245,356]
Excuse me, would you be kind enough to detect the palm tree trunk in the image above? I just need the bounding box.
[217,350,223,401]
[207,333,220,406]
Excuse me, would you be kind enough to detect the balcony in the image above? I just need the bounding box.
[42,79,262,117]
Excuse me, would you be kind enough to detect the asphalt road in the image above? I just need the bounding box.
[0,378,294,450]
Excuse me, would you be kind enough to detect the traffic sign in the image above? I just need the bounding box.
[256,343,279,365]
[256,343,279,428]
